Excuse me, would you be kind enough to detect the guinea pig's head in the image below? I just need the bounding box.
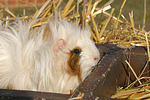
[44,19,100,82]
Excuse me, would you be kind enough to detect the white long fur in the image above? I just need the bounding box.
[0,19,100,93]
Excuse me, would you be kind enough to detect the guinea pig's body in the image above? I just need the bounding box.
[0,19,100,93]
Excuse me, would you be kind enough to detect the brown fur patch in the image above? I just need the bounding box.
[67,47,82,83]
[6,83,13,89]
[43,23,52,41]
[0,75,13,89]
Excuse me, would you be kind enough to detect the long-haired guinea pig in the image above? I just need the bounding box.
[0,18,100,94]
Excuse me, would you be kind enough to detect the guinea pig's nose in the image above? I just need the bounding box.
[94,57,99,61]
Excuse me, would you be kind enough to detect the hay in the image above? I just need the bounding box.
[1,0,149,47]
[0,0,150,99]
[111,85,150,99]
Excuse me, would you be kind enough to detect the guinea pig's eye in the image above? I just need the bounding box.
[73,49,80,54]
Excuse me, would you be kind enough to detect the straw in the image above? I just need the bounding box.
[125,60,142,85]
[1,0,150,99]
[142,0,146,29]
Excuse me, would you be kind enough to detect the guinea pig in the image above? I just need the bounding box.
[0,18,100,94]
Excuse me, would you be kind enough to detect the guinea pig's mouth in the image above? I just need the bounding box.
[88,58,100,72]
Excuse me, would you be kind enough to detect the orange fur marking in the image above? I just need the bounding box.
[67,47,82,83]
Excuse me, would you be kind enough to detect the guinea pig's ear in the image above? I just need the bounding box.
[43,18,59,41]
[53,39,66,54]
[43,23,52,41]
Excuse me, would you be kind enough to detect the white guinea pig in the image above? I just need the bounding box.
[0,18,100,94]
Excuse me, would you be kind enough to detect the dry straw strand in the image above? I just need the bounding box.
[125,60,142,85]
[91,14,100,42]
[115,0,126,29]
[32,0,52,21]
[145,32,150,61]
[61,0,74,18]
[99,8,115,41]
[143,0,146,29]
